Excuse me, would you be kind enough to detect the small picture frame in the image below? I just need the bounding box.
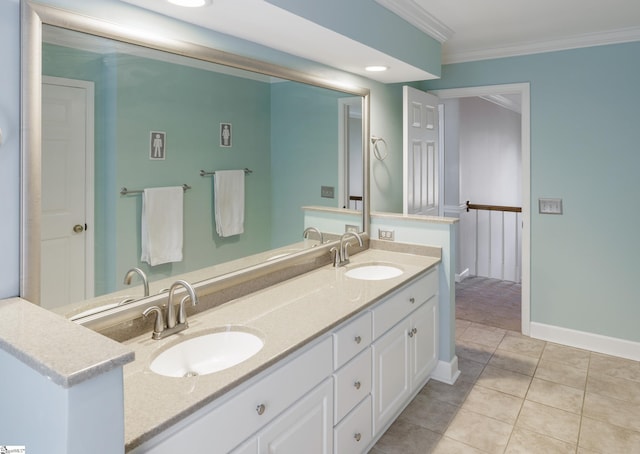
[220,123,232,148]
[150,131,166,160]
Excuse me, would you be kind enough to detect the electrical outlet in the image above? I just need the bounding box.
[321,185,335,199]
[378,229,395,241]
[345,224,359,233]
[538,198,563,215]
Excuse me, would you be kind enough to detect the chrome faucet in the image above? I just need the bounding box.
[142,280,199,340]
[303,226,324,245]
[123,267,149,297]
[334,231,363,267]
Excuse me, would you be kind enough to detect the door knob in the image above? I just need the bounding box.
[73,224,84,233]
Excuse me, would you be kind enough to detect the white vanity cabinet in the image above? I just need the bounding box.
[136,336,333,454]
[371,269,439,434]
[331,313,373,453]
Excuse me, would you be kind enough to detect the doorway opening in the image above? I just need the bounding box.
[431,83,530,335]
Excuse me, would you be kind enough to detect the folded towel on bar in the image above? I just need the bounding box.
[214,170,245,237]
[141,186,184,266]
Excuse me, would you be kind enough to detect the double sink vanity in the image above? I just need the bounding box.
[123,246,440,453]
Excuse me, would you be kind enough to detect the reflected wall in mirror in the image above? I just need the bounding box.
[23,3,369,316]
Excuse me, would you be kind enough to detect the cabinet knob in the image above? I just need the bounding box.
[354,335,362,344]
[73,224,85,233]
[408,330,414,338]
[354,433,362,442]
[409,297,415,304]
[256,403,266,415]
[354,380,361,390]
[412,327,418,335]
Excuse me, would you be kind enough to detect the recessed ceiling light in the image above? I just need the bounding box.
[365,65,388,72]
[167,0,211,7]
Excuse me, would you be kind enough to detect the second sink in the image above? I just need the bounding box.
[150,330,264,378]
[345,263,403,280]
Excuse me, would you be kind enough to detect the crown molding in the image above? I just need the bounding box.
[375,0,453,43]
[443,26,640,64]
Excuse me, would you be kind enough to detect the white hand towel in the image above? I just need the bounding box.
[214,170,245,237]
[141,186,184,266]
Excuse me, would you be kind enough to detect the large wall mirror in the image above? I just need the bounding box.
[22,2,370,318]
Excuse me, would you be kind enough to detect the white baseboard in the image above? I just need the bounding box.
[530,322,640,361]
[455,268,469,283]
[430,356,461,385]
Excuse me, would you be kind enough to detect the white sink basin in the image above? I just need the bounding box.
[150,330,264,378]
[345,264,403,280]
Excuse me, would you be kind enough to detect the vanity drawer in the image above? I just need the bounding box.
[334,348,372,423]
[334,395,372,454]
[372,267,438,339]
[334,311,372,369]
[141,336,333,454]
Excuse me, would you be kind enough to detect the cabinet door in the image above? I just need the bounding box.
[371,320,410,433]
[259,378,333,454]
[410,298,438,389]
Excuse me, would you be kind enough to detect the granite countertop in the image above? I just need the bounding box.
[0,298,134,388]
[123,248,440,450]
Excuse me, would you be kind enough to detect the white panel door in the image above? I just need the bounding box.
[403,86,440,216]
[41,77,94,309]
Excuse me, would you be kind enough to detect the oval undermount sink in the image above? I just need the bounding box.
[150,330,264,378]
[345,264,403,280]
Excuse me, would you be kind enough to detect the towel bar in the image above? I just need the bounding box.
[120,184,191,196]
[200,168,252,177]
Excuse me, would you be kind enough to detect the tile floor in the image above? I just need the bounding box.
[371,278,640,453]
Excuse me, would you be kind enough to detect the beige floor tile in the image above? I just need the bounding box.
[460,323,506,349]
[589,352,640,382]
[456,339,496,364]
[457,357,485,383]
[398,393,459,434]
[461,385,523,424]
[455,319,472,339]
[419,377,475,407]
[505,427,576,454]
[535,358,588,389]
[373,418,441,454]
[586,373,640,404]
[476,365,532,398]
[488,349,539,376]
[541,343,590,370]
[579,416,640,453]
[445,408,513,453]
[497,331,546,358]
[582,391,640,432]
[516,400,581,444]
[526,378,584,414]
[432,436,487,454]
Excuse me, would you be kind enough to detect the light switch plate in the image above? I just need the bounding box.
[321,185,334,199]
[538,198,563,214]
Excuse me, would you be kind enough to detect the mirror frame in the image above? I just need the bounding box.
[20,1,370,305]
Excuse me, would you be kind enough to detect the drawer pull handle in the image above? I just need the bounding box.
[256,404,266,415]
[409,297,415,304]
[354,335,362,344]
[354,433,362,442]
[354,380,361,390]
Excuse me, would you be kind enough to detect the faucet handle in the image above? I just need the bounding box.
[143,306,165,339]
[178,295,191,325]
[330,247,340,267]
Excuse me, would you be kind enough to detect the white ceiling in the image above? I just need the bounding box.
[121,0,640,82]
[380,0,640,64]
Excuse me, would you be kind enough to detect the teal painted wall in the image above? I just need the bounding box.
[0,0,20,297]
[270,82,344,246]
[44,45,273,294]
[423,42,640,342]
